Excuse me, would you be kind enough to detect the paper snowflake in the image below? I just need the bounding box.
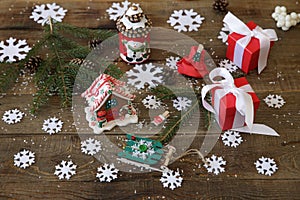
[42,117,63,135]
[172,97,192,111]
[167,9,205,32]
[204,155,226,175]
[14,149,35,169]
[221,130,243,148]
[263,94,286,109]
[106,0,131,21]
[81,138,102,156]
[166,56,180,70]
[142,95,161,109]
[0,37,31,63]
[2,108,24,124]
[54,160,77,180]
[132,139,155,160]
[219,59,238,73]
[126,63,163,89]
[30,3,67,26]
[96,163,119,182]
[160,169,183,190]
[217,23,231,45]
[254,157,278,176]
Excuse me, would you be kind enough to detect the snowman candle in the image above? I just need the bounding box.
[116,4,152,64]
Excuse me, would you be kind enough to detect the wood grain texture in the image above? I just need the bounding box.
[0,0,299,199]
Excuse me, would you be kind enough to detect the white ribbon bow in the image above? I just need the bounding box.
[202,68,279,136]
[224,12,278,74]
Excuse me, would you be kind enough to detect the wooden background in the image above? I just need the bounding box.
[0,0,299,199]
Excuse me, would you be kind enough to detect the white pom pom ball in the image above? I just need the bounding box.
[282,26,289,31]
[277,21,284,27]
[290,12,298,19]
[280,6,287,13]
[275,6,281,13]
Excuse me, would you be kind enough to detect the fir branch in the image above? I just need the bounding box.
[55,23,116,40]
[157,100,200,144]
[31,75,54,114]
[0,64,19,93]
[104,64,124,79]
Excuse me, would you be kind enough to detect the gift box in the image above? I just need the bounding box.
[224,12,278,74]
[201,68,260,131]
[211,77,260,130]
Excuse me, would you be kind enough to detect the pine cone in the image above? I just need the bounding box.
[213,0,229,12]
[24,56,42,74]
[89,39,103,49]
[69,58,84,66]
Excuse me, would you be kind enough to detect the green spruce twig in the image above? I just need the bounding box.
[157,100,200,144]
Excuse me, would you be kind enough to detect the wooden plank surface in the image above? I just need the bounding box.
[0,0,300,199]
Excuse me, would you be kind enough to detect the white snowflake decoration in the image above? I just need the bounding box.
[126,63,163,89]
[96,163,119,182]
[132,140,155,160]
[263,94,286,109]
[106,0,131,21]
[30,3,67,26]
[2,108,24,124]
[166,56,180,70]
[42,117,63,135]
[172,97,192,111]
[0,37,31,63]
[221,130,243,148]
[54,160,77,180]
[142,95,161,109]
[254,156,278,176]
[160,169,183,190]
[14,149,35,169]
[204,155,226,175]
[167,9,205,32]
[217,23,231,45]
[219,59,238,73]
[81,138,102,156]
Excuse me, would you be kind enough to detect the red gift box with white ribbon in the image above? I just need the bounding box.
[202,68,260,131]
[224,12,278,74]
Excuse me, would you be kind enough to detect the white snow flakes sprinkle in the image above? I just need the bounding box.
[160,169,183,190]
[167,9,205,32]
[142,95,161,109]
[218,59,238,73]
[0,37,31,63]
[126,63,163,89]
[204,155,226,175]
[54,160,77,180]
[264,94,286,109]
[2,108,24,124]
[221,130,243,148]
[81,138,102,156]
[42,117,63,135]
[106,0,131,21]
[217,23,231,45]
[166,56,180,70]
[172,97,192,111]
[254,157,278,176]
[14,149,35,169]
[96,163,119,182]
[30,3,67,26]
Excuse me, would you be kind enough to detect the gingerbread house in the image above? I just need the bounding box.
[82,74,138,134]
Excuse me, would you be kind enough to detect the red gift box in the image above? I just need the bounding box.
[211,77,260,130]
[226,21,275,74]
